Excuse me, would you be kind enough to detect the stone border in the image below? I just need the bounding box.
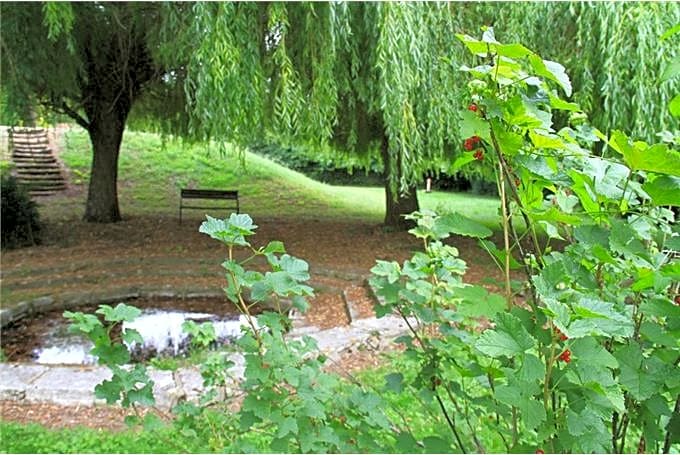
[0,286,225,328]
[0,314,414,410]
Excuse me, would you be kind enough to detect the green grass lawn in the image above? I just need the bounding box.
[53,128,501,229]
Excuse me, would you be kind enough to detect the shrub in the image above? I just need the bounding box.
[1,173,41,248]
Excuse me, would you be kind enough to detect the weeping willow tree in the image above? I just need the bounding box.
[494,2,680,141]
[1,3,184,222]
[179,3,481,229]
[5,2,675,225]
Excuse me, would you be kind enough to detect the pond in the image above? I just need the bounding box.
[1,297,258,365]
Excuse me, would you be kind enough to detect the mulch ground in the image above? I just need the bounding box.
[1,204,507,431]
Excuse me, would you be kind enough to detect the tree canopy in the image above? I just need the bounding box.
[1,2,677,225]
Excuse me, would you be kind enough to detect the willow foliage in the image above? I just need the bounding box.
[496,2,680,141]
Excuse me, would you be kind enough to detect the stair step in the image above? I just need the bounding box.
[16,170,63,176]
[12,154,55,160]
[16,175,65,183]
[11,162,60,168]
[12,146,52,153]
[12,137,49,144]
[29,191,59,197]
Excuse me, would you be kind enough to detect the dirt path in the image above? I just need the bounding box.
[1,213,504,430]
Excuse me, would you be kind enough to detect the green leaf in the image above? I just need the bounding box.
[370,260,401,283]
[459,109,490,141]
[669,94,680,118]
[436,212,492,239]
[530,130,566,149]
[422,436,452,454]
[610,131,680,176]
[384,372,404,393]
[91,343,130,365]
[660,56,680,83]
[279,255,310,281]
[95,379,122,404]
[122,328,144,345]
[276,417,298,438]
[643,175,680,206]
[263,240,286,254]
[476,312,536,357]
[549,94,580,111]
[614,344,666,401]
[450,151,477,173]
[517,353,545,383]
[455,285,506,318]
[96,303,141,323]
[529,55,572,96]
[661,24,680,40]
[570,337,618,369]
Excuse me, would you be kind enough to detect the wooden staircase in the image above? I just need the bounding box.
[9,127,67,196]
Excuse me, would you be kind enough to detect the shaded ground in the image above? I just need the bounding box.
[1,203,505,431]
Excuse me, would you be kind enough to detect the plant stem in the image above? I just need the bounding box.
[663,396,680,453]
[498,160,513,309]
[444,385,485,453]
[435,391,467,453]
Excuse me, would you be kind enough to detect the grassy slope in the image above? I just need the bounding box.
[53,128,501,229]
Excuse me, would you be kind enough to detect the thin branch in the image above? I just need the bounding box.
[44,99,91,130]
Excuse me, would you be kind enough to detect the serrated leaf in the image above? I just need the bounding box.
[371,260,401,283]
[422,436,452,453]
[450,151,477,173]
[279,255,309,281]
[91,343,130,365]
[459,109,490,141]
[122,328,143,345]
[96,303,141,323]
[643,175,680,206]
[276,417,298,438]
[614,344,666,401]
[263,240,285,254]
[437,212,492,239]
[610,131,680,176]
[384,372,404,393]
[455,285,506,317]
[476,312,536,357]
[529,56,572,96]
[570,337,618,369]
[518,353,545,383]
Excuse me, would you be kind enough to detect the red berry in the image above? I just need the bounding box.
[514,178,521,187]
[463,136,480,151]
[536,450,545,454]
[474,149,484,161]
[554,328,568,341]
[468,103,478,112]
[559,349,571,363]
[675,295,680,306]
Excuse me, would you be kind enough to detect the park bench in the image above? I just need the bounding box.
[179,189,239,224]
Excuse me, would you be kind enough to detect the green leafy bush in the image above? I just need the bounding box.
[60,29,679,454]
[1,173,42,248]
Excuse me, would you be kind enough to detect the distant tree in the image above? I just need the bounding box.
[181,3,477,229]
[2,3,168,221]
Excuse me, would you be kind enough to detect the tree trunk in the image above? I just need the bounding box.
[83,110,126,222]
[381,135,419,230]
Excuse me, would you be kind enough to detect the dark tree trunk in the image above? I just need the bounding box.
[380,135,419,230]
[84,109,126,222]
[77,29,155,222]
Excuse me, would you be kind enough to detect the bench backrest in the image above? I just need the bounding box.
[181,189,238,200]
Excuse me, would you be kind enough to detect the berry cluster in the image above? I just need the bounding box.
[558,349,571,363]
[463,135,481,151]
[554,327,568,341]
